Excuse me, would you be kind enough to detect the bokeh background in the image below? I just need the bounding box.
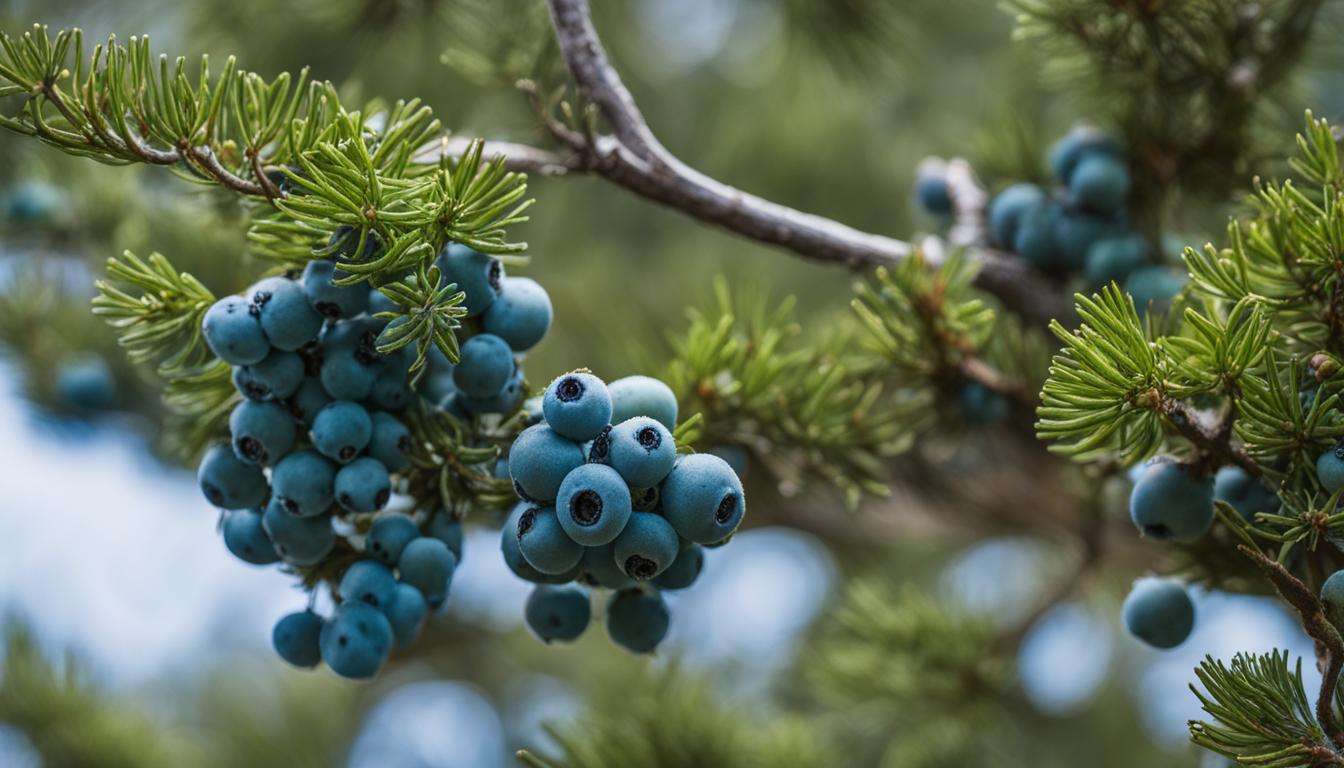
[0,0,1342,766]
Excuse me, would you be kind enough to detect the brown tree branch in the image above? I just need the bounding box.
[1163,398,1262,477]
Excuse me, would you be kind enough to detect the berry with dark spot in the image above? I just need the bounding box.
[482,277,553,352]
[543,371,612,442]
[366,411,413,472]
[435,243,503,317]
[262,499,336,566]
[247,276,324,351]
[319,602,393,679]
[311,401,373,464]
[335,457,392,513]
[987,183,1046,250]
[368,365,412,411]
[612,512,680,581]
[606,588,670,654]
[321,316,381,358]
[272,610,324,668]
[654,542,704,590]
[608,417,676,488]
[198,444,268,510]
[502,507,582,585]
[271,449,337,517]
[608,375,678,430]
[339,559,398,609]
[221,509,280,565]
[579,543,635,589]
[384,582,428,648]
[284,378,332,426]
[203,295,270,366]
[1122,577,1194,649]
[660,453,746,544]
[1128,460,1214,542]
[517,504,584,575]
[241,349,305,400]
[398,537,457,608]
[525,585,591,643]
[509,424,585,502]
[452,333,515,398]
[301,259,369,319]
[586,425,613,464]
[1213,466,1279,521]
[366,514,420,565]
[229,400,296,466]
[631,485,661,513]
[319,348,379,401]
[555,463,632,546]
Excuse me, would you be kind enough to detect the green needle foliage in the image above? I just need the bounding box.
[91,251,216,375]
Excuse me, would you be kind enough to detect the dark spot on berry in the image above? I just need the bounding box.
[276,543,289,555]
[252,290,273,309]
[314,300,341,319]
[339,492,353,507]
[548,614,560,627]
[203,483,224,506]
[513,480,533,502]
[715,493,737,525]
[624,555,658,580]
[281,497,300,515]
[1142,523,1172,539]
[588,426,611,462]
[361,594,377,606]
[242,381,270,400]
[487,259,503,292]
[397,435,413,454]
[556,376,583,403]
[636,426,661,450]
[339,446,357,461]
[570,490,603,526]
[517,508,537,538]
[236,436,265,463]
[338,634,348,647]
[371,541,383,552]
[374,489,390,509]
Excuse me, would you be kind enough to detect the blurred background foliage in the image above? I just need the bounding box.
[1,0,1342,766]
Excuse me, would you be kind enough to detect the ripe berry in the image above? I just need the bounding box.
[340,559,398,609]
[612,512,680,581]
[660,453,746,544]
[240,349,305,400]
[1213,466,1279,520]
[366,411,413,472]
[221,509,280,565]
[1128,460,1214,542]
[436,243,503,317]
[384,582,428,648]
[55,357,116,411]
[608,417,676,488]
[1069,154,1130,215]
[1121,577,1194,649]
[502,505,560,583]
[247,276,324,351]
[654,543,704,590]
[366,514,420,565]
[198,444,268,509]
[427,512,464,562]
[272,610,324,668]
[1049,126,1121,184]
[320,348,379,401]
[271,449,337,517]
[1085,235,1149,288]
[1318,443,1344,493]
[262,500,336,565]
[914,167,953,216]
[321,316,381,358]
[509,424,585,502]
[525,585,591,643]
[556,463,633,546]
[419,372,457,405]
[320,602,393,679]
[1321,570,1344,629]
[1125,266,1185,312]
[311,401,373,463]
[399,537,457,608]
[301,259,369,319]
[1012,200,1062,269]
[229,400,296,466]
[1052,210,1118,269]
[517,504,584,575]
[368,366,412,412]
[452,334,515,398]
[335,457,392,513]
[543,372,612,442]
[987,183,1046,249]
[608,375,678,430]
[459,366,525,415]
[579,543,635,589]
[483,277,553,352]
[203,295,270,366]
[631,485,661,512]
[957,382,1009,425]
[284,378,332,426]
[606,587,670,654]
